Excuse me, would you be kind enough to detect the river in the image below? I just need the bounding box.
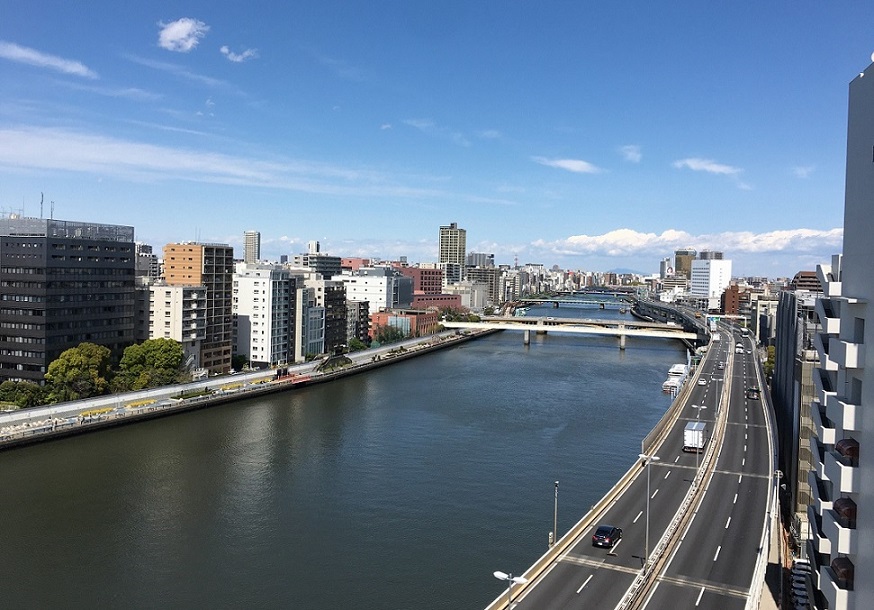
[0,304,686,609]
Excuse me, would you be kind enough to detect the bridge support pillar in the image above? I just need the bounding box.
[618,324,626,350]
[524,329,530,345]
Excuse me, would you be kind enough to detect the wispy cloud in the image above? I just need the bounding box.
[126,55,227,88]
[0,41,97,79]
[620,145,641,163]
[380,123,392,130]
[672,157,742,176]
[532,227,843,258]
[158,18,210,53]
[793,165,815,179]
[220,45,258,63]
[0,126,446,198]
[314,53,366,82]
[532,156,602,174]
[403,119,470,147]
[56,80,162,101]
[478,129,502,140]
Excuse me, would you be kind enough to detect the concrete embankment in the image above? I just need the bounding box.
[0,329,497,451]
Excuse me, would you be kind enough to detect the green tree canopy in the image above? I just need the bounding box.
[114,338,185,391]
[0,380,50,409]
[45,342,112,402]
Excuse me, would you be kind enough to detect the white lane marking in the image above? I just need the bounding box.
[725,517,731,529]
[738,474,743,484]
[695,586,706,606]
[744,444,747,452]
[664,470,671,480]
[733,493,738,504]
[674,456,680,464]
[714,545,721,561]
[742,458,746,467]
[651,488,659,499]
[634,510,643,524]
[576,574,593,594]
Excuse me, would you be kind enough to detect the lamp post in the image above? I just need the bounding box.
[638,453,661,567]
[553,480,559,547]
[692,404,708,473]
[493,571,528,608]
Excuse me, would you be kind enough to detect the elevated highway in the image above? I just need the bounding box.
[484,324,775,609]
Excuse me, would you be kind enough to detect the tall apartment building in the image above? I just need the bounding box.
[163,242,234,374]
[243,230,261,264]
[807,64,874,610]
[148,283,207,371]
[438,222,466,284]
[306,277,346,355]
[346,300,370,346]
[291,241,342,280]
[0,216,135,384]
[294,285,324,361]
[233,262,296,368]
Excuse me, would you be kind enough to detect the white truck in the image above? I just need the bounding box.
[683,421,708,453]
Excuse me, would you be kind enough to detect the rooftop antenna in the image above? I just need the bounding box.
[50,200,55,219]
[40,192,44,219]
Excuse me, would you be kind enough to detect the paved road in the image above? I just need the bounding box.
[496,326,774,610]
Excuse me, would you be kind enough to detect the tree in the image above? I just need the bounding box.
[374,325,406,345]
[45,343,112,402]
[0,380,50,409]
[232,354,248,372]
[114,338,185,391]
[764,345,776,380]
[348,338,368,352]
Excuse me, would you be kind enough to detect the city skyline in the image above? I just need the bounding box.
[0,3,867,275]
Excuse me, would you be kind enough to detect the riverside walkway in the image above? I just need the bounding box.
[0,330,494,450]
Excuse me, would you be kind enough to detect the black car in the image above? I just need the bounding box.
[592,524,622,548]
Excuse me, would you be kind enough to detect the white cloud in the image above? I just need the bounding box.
[620,145,641,163]
[532,227,842,258]
[0,41,97,79]
[793,165,815,179]
[380,123,392,130]
[532,156,602,174]
[478,129,502,139]
[220,45,258,63]
[672,157,742,175]
[158,18,209,53]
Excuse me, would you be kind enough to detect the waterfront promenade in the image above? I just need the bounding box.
[0,329,493,450]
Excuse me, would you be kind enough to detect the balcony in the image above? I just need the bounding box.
[815,332,839,371]
[811,400,836,445]
[821,564,853,610]
[828,337,865,369]
[813,367,837,409]
[822,510,856,555]
[815,297,841,334]
[826,395,860,432]
[807,504,832,555]
[808,468,833,514]
[823,450,859,494]
[817,264,842,298]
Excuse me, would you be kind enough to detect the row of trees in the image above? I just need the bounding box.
[0,338,185,409]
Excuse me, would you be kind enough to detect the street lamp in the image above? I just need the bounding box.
[493,571,528,608]
[638,453,661,567]
[692,404,708,473]
[552,480,559,548]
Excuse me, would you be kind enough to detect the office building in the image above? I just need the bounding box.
[689,258,732,310]
[163,242,234,374]
[808,63,874,610]
[0,216,135,384]
[244,230,261,264]
[674,248,697,280]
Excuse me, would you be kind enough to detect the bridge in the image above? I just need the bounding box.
[442,316,699,349]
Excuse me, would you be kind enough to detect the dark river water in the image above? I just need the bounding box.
[0,305,686,609]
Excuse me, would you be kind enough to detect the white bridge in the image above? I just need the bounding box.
[442,316,698,349]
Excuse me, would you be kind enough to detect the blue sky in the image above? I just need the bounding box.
[0,2,867,276]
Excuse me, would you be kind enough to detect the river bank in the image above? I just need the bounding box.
[0,329,497,451]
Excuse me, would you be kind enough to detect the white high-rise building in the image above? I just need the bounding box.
[690,258,732,309]
[233,262,296,367]
[148,283,207,371]
[808,62,874,610]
